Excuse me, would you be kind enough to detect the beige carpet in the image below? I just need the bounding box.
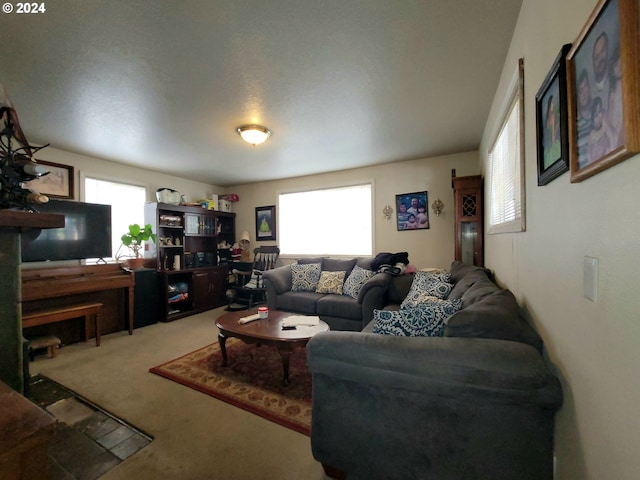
[30,307,330,480]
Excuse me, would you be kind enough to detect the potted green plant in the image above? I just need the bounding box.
[117,223,156,270]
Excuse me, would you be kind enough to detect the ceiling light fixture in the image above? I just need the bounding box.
[237,125,271,146]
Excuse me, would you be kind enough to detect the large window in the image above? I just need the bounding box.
[84,177,147,260]
[487,58,525,234]
[279,183,373,257]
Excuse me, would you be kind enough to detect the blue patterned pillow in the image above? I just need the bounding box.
[401,271,453,308]
[291,263,322,292]
[373,299,462,337]
[343,265,375,299]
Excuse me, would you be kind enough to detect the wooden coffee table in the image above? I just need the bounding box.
[215,309,329,385]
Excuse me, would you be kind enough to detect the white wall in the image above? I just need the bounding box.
[227,151,478,269]
[480,1,640,478]
[34,147,225,204]
[31,147,478,271]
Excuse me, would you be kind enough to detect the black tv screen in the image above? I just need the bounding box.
[21,200,112,262]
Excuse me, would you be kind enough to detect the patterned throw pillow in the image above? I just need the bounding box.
[373,299,462,337]
[401,271,453,308]
[316,271,346,294]
[291,263,322,292]
[343,265,376,299]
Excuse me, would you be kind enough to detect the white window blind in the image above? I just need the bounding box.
[487,59,525,234]
[279,183,373,257]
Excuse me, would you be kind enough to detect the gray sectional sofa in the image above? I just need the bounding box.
[307,261,563,480]
[262,257,389,331]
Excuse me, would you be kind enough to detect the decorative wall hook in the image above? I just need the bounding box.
[382,204,393,220]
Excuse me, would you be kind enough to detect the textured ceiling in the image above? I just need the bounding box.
[1,0,522,186]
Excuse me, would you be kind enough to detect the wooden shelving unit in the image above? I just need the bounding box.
[144,202,235,321]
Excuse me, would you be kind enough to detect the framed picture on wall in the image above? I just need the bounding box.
[566,0,640,183]
[395,191,429,231]
[535,44,571,186]
[23,160,74,199]
[255,205,276,241]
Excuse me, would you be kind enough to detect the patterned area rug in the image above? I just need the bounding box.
[149,339,312,435]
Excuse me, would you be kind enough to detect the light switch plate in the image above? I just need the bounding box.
[583,256,598,302]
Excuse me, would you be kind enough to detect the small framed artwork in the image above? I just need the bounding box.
[536,44,571,186]
[395,191,429,231]
[255,205,276,241]
[23,160,75,199]
[567,0,640,183]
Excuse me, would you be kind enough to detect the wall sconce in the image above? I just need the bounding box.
[237,125,271,146]
[382,205,393,220]
[431,198,444,216]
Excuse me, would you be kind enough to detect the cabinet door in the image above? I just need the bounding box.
[453,176,484,267]
[208,268,227,307]
[192,272,211,309]
[192,268,227,309]
[185,213,216,236]
[185,214,201,235]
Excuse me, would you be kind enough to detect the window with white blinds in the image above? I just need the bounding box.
[487,59,525,234]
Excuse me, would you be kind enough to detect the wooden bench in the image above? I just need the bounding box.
[22,303,103,347]
[28,335,61,359]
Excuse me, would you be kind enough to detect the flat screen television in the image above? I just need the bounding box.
[21,199,112,262]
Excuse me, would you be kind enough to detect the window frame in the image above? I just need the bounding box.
[487,58,526,234]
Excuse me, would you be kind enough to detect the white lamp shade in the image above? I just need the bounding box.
[240,231,250,242]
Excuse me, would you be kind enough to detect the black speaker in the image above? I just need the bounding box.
[184,253,196,268]
[133,269,159,328]
[196,252,213,266]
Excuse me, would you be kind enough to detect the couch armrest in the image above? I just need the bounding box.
[262,265,292,310]
[356,272,391,328]
[307,332,563,479]
[307,331,562,406]
[356,272,390,302]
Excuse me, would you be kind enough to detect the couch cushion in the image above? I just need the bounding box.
[355,257,373,270]
[401,271,453,308]
[373,299,462,337]
[386,274,415,304]
[322,258,357,276]
[444,289,524,341]
[448,270,492,300]
[296,257,327,265]
[317,294,362,320]
[343,265,375,299]
[291,263,322,292]
[459,277,500,307]
[316,271,346,294]
[277,291,324,314]
[449,260,492,283]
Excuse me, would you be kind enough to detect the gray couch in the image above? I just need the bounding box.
[262,257,389,331]
[307,261,563,480]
